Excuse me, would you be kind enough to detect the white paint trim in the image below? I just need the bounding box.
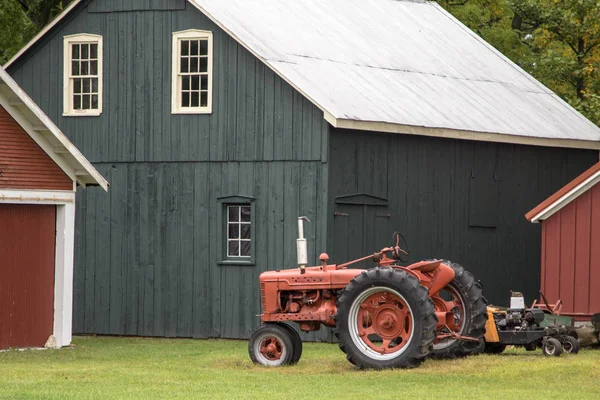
[0,189,75,205]
[171,30,213,114]
[0,67,108,190]
[3,0,83,69]
[324,113,600,151]
[53,203,76,348]
[530,170,600,222]
[63,34,103,116]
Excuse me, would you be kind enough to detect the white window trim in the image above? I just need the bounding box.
[63,33,103,117]
[171,29,213,114]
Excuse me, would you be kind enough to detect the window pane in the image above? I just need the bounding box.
[72,44,79,59]
[200,92,208,107]
[180,57,188,73]
[200,57,208,73]
[241,206,251,222]
[92,78,98,93]
[228,224,240,239]
[90,43,98,59]
[72,61,79,76]
[228,206,239,222]
[83,78,91,93]
[90,60,98,75]
[81,61,89,76]
[190,92,198,107]
[191,75,200,91]
[201,75,208,90]
[182,75,190,90]
[241,224,250,239]
[241,241,251,257]
[82,43,89,59]
[82,95,90,109]
[91,95,98,109]
[200,40,208,56]
[228,241,239,257]
[190,40,199,56]
[74,78,82,94]
[190,57,198,73]
[181,40,189,56]
[182,92,190,107]
[73,95,81,110]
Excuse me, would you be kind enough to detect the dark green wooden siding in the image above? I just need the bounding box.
[8,0,329,339]
[327,128,598,306]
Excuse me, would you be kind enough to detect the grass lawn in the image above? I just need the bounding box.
[0,336,598,399]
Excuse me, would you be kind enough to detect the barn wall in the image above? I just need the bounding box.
[541,183,600,318]
[8,0,329,339]
[0,105,72,191]
[327,128,598,306]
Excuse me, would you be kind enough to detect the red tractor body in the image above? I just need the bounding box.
[248,222,487,369]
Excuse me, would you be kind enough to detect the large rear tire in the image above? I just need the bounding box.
[335,267,437,369]
[430,261,487,359]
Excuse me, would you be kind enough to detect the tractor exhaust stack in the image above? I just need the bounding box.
[297,216,309,274]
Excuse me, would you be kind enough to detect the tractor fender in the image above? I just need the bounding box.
[406,260,455,296]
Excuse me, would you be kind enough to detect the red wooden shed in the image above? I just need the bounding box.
[0,66,107,350]
[526,160,600,321]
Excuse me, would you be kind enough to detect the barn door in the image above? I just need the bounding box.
[0,204,56,349]
[333,195,391,268]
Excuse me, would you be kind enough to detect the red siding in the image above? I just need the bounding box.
[0,204,56,349]
[540,182,600,319]
[0,105,72,191]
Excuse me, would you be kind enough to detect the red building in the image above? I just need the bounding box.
[526,161,600,321]
[0,67,107,350]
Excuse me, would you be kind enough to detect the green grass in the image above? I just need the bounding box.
[1,337,599,399]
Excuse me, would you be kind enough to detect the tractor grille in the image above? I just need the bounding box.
[260,283,266,312]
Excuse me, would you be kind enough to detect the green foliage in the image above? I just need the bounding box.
[0,1,34,65]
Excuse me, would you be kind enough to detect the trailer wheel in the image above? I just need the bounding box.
[277,323,303,364]
[561,335,579,354]
[543,337,563,357]
[430,261,488,359]
[335,267,437,369]
[248,324,294,366]
[484,342,506,354]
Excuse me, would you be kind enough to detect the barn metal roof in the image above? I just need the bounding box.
[0,66,108,190]
[190,0,600,149]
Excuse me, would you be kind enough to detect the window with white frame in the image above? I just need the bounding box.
[63,34,102,116]
[172,30,213,114]
[227,205,251,257]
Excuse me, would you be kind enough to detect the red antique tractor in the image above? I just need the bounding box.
[248,218,487,369]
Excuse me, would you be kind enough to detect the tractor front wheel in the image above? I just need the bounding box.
[335,267,437,369]
[248,324,295,366]
[277,323,303,364]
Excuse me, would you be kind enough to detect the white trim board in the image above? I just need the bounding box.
[529,170,600,223]
[0,189,75,205]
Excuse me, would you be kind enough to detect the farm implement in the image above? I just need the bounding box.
[248,218,487,369]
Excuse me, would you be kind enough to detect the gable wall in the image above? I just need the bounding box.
[8,0,329,340]
[0,105,72,191]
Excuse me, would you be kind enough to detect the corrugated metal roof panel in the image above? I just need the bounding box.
[191,0,600,146]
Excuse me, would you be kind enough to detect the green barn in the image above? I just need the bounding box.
[5,0,600,341]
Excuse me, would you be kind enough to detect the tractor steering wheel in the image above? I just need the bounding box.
[390,232,409,263]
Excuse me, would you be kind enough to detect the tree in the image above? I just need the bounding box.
[0,0,74,64]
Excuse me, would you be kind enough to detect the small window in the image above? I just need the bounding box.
[172,30,213,114]
[227,205,251,257]
[63,34,102,116]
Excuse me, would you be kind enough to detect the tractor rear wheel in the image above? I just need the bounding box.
[248,324,295,366]
[430,261,487,359]
[335,267,437,369]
